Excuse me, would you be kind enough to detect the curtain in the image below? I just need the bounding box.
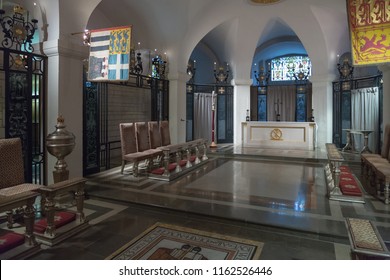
[194,92,213,142]
[267,85,297,121]
[351,87,379,153]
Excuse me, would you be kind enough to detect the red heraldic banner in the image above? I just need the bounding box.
[348,0,390,66]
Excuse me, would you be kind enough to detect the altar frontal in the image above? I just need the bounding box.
[242,121,316,150]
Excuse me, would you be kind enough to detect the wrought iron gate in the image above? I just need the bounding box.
[0,48,47,184]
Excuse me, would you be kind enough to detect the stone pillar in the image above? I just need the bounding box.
[311,76,334,148]
[232,79,252,145]
[43,38,88,184]
[168,71,188,144]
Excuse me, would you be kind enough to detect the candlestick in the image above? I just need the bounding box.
[210,90,217,149]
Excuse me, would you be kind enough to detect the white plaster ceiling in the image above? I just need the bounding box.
[85,0,352,83]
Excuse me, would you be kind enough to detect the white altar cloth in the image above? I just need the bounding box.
[241,121,316,150]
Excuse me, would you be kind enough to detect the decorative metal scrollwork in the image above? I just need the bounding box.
[0,5,38,52]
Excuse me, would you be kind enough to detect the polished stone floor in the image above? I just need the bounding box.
[22,146,390,259]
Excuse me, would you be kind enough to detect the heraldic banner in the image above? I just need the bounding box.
[88,26,132,81]
[347,0,390,66]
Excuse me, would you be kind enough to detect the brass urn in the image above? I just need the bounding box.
[46,115,75,182]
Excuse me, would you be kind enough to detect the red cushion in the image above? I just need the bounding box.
[340,187,362,196]
[151,163,177,175]
[339,175,355,184]
[190,156,197,162]
[340,165,351,172]
[34,211,76,234]
[338,169,363,196]
[339,179,362,196]
[0,232,25,253]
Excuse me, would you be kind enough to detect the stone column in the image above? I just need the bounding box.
[43,38,88,184]
[232,79,252,145]
[379,65,390,126]
[310,75,334,148]
[168,71,188,144]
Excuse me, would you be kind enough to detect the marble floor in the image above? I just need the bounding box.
[24,145,390,259]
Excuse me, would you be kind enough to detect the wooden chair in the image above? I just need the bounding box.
[0,138,44,228]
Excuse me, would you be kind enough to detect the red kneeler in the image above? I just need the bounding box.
[34,211,76,234]
[0,231,25,253]
[339,166,362,197]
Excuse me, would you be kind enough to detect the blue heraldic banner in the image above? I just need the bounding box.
[88,26,132,81]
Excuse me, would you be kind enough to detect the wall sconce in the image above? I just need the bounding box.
[337,57,353,90]
[337,57,354,80]
[0,5,38,52]
[214,62,230,84]
[134,52,143,75]
[254,66,270,86]
[83,29,91,46]
[187,59,196,83]
[293,63,310,82]
[129,42,143,75]
[152,50,167,79]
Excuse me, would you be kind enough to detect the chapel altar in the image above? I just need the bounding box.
[241,121,316,150]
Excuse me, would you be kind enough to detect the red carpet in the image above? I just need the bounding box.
[339,165,362,196]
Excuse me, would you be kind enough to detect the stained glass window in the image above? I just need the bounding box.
[270,56,311,81]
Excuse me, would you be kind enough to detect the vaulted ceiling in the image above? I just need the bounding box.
[86,0,353,83]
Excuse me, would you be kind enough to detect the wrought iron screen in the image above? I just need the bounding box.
[186,83,234,143]
[332,74,382,149]
[83,73,169,176]
[0,48,47,184]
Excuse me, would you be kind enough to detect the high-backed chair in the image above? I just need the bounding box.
[119,123,154,176]
[160,120,171,146]
[0,138,44,227]
[135,122,164,160]
[148,121,162,149]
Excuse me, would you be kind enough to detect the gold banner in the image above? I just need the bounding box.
[347,0,390,66]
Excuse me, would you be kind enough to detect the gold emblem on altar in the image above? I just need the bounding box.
[270,128,283,140]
